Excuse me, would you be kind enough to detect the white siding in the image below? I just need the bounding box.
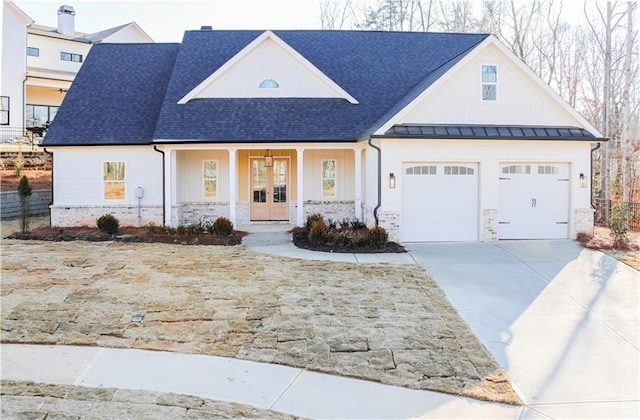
[401,43,584,127]
[26,35,90,75]
[52,147,163,205]
[197,38,343,99]
[177,150,229,202]
[380,138,592,240]
[1,2,30,127]
[302,149,355,201]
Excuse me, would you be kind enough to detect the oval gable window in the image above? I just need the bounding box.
[258,78,279,89]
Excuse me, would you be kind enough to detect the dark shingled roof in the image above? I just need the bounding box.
[44,30,488,145]
[44,43,180,145]
[382,124,596,140]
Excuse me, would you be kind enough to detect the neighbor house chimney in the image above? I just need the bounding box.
[57,5,75,35]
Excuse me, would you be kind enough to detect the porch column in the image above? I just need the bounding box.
[354,146,362,220]
[163,147,175,226]
[228,147,237,226]
[296,148,304,227]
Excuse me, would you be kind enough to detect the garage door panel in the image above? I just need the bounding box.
[402,163,478,242]
[499,163,569,240]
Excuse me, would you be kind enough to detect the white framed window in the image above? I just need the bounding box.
[444,165,474,175]
[481,65,497,101]
[60,51,82,62]
[258,78,279,89]
[538,165,558,175]
[502,165,531,174]
[322,159,337,198]
[103,161,125,200]
[203,160,218,198]
[0,96,9,125]
[406,165,436,175]
[27,47,39,57]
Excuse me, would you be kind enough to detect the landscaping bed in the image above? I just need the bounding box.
[292,227,405,253]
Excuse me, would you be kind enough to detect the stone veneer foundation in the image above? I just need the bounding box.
[51,205,163,227]
[574,208,595,238]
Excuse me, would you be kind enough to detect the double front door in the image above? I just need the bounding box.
[250,157,289,221]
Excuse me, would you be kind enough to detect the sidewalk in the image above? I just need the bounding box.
[1,344,522,419]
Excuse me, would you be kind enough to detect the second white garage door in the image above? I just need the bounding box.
[499,163,570,239]
[401,163,479,242]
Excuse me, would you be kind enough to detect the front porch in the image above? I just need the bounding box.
[157,144,367,228]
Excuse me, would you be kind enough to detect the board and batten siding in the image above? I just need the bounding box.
[52,147,163,205]
[177,150,229,202]
[401,43,584,127]
[303,149,355,201]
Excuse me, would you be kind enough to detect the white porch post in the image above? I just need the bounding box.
[296,148,304,227]
[163,147,174,226]
[354,146,362,220]
[228,147,237,226]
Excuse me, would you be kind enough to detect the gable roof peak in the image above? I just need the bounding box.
[177,30,359,105]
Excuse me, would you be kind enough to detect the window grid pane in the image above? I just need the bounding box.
[103,162,125,200]
[322,159,336,197]
[203,160,217,198]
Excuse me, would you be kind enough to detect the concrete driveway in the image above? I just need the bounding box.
[407,240,639,419]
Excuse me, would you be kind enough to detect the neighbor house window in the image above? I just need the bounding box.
[203,160,218,198]
[482,65,497,101]
[60,51,82,62]
[258,78,279,88]
[0,97,8,125]
[322,159,336,198]
[27,47,39,57]
[104,162,125,200]
[26,104,59,127]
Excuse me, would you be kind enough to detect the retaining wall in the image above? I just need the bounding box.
[0,190,52,219]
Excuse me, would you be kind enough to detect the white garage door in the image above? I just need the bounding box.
[402,163,479,242]
[499,163,570,239]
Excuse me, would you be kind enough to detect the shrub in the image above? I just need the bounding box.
[146,222,160,235]
[212,216,233,235]
[96,214,119,235]
[309,218,329,244]
[305,213,324,231]
[14,150,25,177]
[327,218,338,230]
[367,226,388,249]
[610,200,629,249]
[350,219,367,230]
[18,175,32,233]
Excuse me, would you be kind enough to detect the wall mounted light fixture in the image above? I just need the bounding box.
[389,173,396,188]
[579,173,587,188]
[264,150,273,167]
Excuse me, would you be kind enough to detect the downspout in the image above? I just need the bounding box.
[367,137,381,226]
[590,142,601,209]
[153,146,166,226]
[43,148,53,227]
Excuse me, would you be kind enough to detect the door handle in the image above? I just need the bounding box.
[531,198,537,208]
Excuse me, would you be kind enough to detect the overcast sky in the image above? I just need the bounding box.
[15,0,326,42]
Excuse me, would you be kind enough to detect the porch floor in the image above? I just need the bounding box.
[236,223,296,234]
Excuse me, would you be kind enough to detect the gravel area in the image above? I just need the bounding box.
[1,381,301,419]
[1,218,520,406]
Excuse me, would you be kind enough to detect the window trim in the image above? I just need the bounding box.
[0,96,9,126]
[60,51,83,62]
[481,64,498,101]
[26,103,59,128]
[27,47,39,57]
[103,161,126,201]
[321,158,337,199]
[202,159,218,199]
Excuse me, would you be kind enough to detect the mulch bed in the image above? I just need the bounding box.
[291,227,406,253]
[6,225,406,253]
[6,225,245,246]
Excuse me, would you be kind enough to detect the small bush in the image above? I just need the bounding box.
[14,150,25,177]
[18,175,32,234]
[147,222,160,235]
[96,214,119,235]
[350,219,367,230]
[367,226,388,249]
[212,216,233,235]
[309,218,329,244]
[305,213,324,231]
[610,201,629,248]
[327,218,338,230]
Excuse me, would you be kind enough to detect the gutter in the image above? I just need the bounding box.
[590,142,601,209]
[367,137,381,226]
[42,148,53,227]
[153,146,166,226]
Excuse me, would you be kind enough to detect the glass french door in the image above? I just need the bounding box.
[250,157,289,221]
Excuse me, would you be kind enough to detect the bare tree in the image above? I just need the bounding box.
[320,0,355,30]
